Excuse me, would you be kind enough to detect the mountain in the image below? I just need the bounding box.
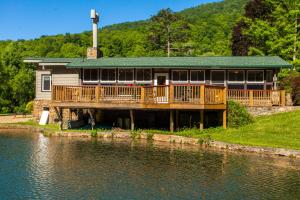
[0,0,249,58]
[0,0,250,113]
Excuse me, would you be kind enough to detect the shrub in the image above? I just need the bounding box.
[90,129,97,137]
[279,71,300,105]
[227,100,253,128]
[291,76,300,105]
[25,101,34,114]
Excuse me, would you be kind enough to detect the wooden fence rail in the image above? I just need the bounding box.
[52,85,286,107]
[52,85,226,105]
[227,89,286,106]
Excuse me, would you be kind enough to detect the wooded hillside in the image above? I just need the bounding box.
[0,0,299,113]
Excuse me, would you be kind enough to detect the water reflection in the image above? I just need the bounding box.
[0,132,300,200]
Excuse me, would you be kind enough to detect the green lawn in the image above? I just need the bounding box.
[166,110,300,150]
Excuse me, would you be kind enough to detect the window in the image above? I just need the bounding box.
[118,69,134,82]
[228,70,244,83]
[190,70,205,83]
[172,70,188,82]
[266,70,273,82]
[136,69,152,82]
[228,85,244,89]
[247,84,264,90]
[247,70,264,83]
[101,69,116,82]
[83,69,99,83]
[211,70,225,84]
[41,75,51,92]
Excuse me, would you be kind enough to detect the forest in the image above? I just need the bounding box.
[0,0,299,113]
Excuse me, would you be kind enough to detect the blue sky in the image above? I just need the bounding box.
[0,0,219,40]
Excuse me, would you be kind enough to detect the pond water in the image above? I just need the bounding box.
[0,132,300,200]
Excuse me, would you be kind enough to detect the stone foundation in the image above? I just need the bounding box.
[247,106,300,117]
[33,100,56,123]
[33,100,74,126]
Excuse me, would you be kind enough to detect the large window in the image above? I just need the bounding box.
[136,69,152,82]
[228,70,244,83]
[247,70,264,83]
[266,70,273,83]
[41,75,51,92]
[172,70,188,83]
[101,69,116,82]
[83,69,99,83]
[118,69,134,82]
[190,70,205,83]
[211,70,225,85]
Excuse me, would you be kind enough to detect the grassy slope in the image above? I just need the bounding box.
[133,110,300,150]
[209,110,300,150]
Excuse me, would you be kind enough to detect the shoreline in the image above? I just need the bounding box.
[1,124,300,159]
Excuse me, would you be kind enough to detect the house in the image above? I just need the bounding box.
[23,9,292,131]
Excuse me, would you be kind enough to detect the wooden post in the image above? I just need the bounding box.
[88,109,95,130]
[200,85,205,104]
[249,90,254,106]
[130,110,134,131]
[169,84,174,103]
[176,110,179,131]
[200,110,204,130]
[95,86,100,103]
[223,110,227,129]
[141,87,145,104]
[223,88,227,105]
[280,90,286,106]
[54,107,63,130]
[170,110,174,133]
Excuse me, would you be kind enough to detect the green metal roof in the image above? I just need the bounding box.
[24,56,292,68]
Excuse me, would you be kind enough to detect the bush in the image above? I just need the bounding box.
[227,100,253,128]
[91,129,98,137]
[279,71,300,105]
[25,101,34,114]
[291,76,300,105]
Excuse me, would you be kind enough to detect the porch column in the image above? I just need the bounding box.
[130,110,135,131]
[170,110,174,133]
[175,110,179,131]
[54,107,63,131]
[223,110,227,129]
[88,109,95,130]
[200,110,204,130]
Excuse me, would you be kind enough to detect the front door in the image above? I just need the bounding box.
[154,73,169,103]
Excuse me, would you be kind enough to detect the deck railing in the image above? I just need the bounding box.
[52,85,285,107]
[227,89,286,106]
[52,85,226,105]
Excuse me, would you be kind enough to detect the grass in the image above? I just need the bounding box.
[17,120,60,131]
[10,110,300,150]
[207,110,300,150]
[160,110,300,150]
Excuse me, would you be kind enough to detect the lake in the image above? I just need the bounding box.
[0,131,300,199]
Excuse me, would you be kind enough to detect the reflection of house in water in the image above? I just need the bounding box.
[24,9,291,131]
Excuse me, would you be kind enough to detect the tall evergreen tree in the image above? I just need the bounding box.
[148,9,190,57]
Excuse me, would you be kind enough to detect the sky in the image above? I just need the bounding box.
[0,0,219,40]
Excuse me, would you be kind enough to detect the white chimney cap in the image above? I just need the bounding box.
[90,9,96,19]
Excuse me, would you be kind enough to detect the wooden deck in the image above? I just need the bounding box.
[52,85,227,110]
[51,85,286,110]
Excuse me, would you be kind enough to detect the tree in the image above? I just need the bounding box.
[281,0,300,61]
[148,9,191,57]
[231,0,299,68]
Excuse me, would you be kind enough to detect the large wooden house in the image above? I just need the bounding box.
[24,9,292,131]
